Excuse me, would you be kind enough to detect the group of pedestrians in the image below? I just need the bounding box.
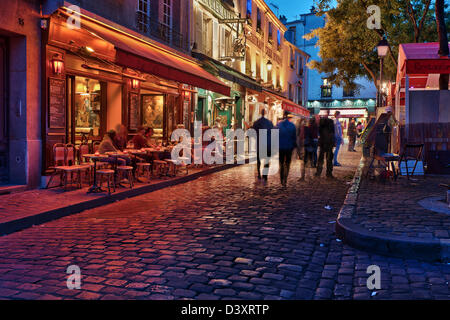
[253,109,355,186]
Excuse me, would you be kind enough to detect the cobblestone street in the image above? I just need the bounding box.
[0,150,448,300]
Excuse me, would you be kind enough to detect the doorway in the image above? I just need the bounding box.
[0,38,8,184]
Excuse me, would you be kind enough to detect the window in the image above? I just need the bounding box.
[73,77,103,140]
[321,79,332,98]
[158,0,172,42]
[137,0,151,33]
[290,48,295,69]
[288,83,294,100]
[343,86,355,97]
[268,22,273,43]
[246,0,252,22]
[297,56,303,76]
[256,7,262,33]
[160,0,172,28]
[297,86,303,105]
[277,29,281,50]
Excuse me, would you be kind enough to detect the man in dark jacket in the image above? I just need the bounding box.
[252,109,274,181]
[277,111,297,186]
[347,118,357,152]
[316,115,335,178]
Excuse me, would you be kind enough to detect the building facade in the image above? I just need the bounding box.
[0,0,309,189]
[285,8,376,131]
[0,0,42,188]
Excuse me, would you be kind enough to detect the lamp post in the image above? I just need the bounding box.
[376,38,389,108]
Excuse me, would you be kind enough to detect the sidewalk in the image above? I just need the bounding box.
[0,163,239,236]
[336,157,450,263]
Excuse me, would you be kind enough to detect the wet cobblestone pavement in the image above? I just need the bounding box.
[0,150,448,300]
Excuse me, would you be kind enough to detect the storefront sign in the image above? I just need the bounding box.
[406,59,450,75]
[48,78,66,128]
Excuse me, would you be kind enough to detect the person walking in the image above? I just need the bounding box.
[308,117,319,167]
[296,118,306,180]
[252,108,274,181]
[347,118,357,152]
[315,114,335,178]
[277,111,297,186]
[333,111,344,166]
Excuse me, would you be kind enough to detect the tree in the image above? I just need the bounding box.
[435,0,449,89]
[308,0,448,91]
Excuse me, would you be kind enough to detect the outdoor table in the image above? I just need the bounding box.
[83,153,109,193]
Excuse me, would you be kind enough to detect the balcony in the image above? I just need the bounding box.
[136,12,190,53]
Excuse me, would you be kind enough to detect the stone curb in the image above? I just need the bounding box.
[335,157,449,263]
[0,163,241,237]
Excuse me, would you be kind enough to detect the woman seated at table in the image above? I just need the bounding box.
[145,127,158,146]
[98,130,130,166]
[131,126,149,149]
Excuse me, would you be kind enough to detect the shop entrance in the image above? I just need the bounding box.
[141,92,165,142]
[0,38,8,184]
[67,76,106,145]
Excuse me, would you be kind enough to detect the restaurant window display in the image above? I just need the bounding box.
[68,76,104,143]
[141,93,164,141]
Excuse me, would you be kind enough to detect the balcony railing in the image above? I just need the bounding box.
[136,12,190,53]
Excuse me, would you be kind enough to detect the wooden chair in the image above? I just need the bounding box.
[79,143,93,184]
[46,144,86,190]
[398,143,424,179]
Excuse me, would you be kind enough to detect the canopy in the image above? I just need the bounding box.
[396,42,450,91]
[263,89,310,117]
[56,8,231,96]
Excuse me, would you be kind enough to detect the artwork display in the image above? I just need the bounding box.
[142,95,164,131]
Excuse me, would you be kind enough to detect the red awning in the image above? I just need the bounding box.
[396,42,450,91]
[58,8,230,96]
[263,90,310,117]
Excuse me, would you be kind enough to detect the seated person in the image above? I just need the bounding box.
[145,127,158,146]
[98,130,129,166]
[131,126,149,150]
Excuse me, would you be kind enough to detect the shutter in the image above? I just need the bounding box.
[212,20,219,59]
[195,9,203,52]
[220,26,226,59]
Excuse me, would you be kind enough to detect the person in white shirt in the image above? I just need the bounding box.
[333,111,344,166]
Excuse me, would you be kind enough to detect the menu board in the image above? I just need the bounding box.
[48,78,65,128]
[129,92,139,130]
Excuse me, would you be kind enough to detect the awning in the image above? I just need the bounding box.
[193,53,262,92]
[263,90,310,117]
[396,42,450,91]
[56,8,231,96]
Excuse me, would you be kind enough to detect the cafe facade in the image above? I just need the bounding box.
[42,6,230,174]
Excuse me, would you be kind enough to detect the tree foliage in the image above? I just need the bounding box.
[306,0,449,91]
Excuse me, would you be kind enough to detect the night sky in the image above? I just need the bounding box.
[268,0,337,21]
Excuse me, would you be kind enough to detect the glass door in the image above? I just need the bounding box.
[68,76,104,145]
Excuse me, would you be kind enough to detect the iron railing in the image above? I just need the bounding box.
[136,12,190,53]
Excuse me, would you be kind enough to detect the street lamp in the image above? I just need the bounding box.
[376,37,389,108]
[267,60,273,72]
